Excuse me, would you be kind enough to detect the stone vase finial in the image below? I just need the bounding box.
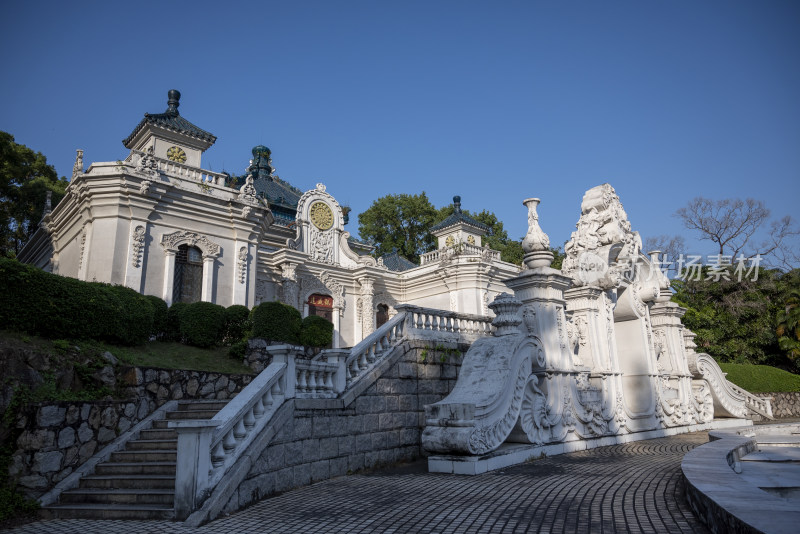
[488,293,523,336]
[521,198,553,269]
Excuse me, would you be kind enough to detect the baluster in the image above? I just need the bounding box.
[244,408,256,429]
[211,441,225,468]
[424,314,431,330]
[263,388,273,407]
[359,349,369,368]
[253,397,265,417]
[453,318,460,334]
[223,429,237,452]
[234,418,247,441]
[367,344,377,362]
[273,377,284,396]
[298,369,308,392]
[446,316,453,332]
[324,370,334,391]
[308,369,317,393]
[346,361,354,381]
[380,334,389,350]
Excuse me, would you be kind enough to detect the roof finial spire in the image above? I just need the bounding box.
[166,89,181,116]
[453,195,462,213]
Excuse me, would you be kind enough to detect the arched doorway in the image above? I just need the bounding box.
[308,293,334,322]
[173,244,203,303]
[376,304,389,328]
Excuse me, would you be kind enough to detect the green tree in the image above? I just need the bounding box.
[777,287,800,365]
[358,192,438,263]
[671,267,799,369]
[0,131,69,257]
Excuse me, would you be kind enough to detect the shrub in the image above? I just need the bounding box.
[228,339,248,360]
[165,302,188,342]
[106,285,154,346]
[145,295,169,339]
[224,305,251,343]
[0,258,152,345]
[180,301,226,348]
[250,301,301,344]
[300,315,334,348]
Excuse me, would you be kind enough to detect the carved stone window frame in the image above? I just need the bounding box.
[160,230,222,305]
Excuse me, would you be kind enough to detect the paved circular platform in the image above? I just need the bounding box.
[7,433,710,534]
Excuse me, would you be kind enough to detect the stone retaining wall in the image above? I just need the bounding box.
[9,366,252,499]
[768,392,800,418]
[218,340,464,515]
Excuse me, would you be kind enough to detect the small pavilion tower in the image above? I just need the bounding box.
[430,195,491,249]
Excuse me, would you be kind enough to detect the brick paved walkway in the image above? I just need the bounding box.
[6,433,709,534]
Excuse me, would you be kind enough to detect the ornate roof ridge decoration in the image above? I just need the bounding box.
[430,195,492,234]
[160,230,221,258]
[123,90,217,148]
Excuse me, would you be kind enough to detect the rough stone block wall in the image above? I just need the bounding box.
[9,367,252,498]
[768,392,800,418]
[220,341,464,514]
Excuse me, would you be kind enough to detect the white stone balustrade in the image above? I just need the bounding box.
[398,304,495,343]
[129,149,229,185]
[171,305,495,519]
[171,360,287,520]
[345,312,407,385]
[420,244,501,265]
[728,382,773,419]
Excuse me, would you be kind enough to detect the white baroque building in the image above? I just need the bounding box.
[18,90,520,348]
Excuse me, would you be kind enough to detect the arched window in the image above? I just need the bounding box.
[376,304,389,328]
[173,244,203,303]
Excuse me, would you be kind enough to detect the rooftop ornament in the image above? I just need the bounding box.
[521,198,553,269]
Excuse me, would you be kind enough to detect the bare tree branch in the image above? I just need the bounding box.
[675,197,799,269]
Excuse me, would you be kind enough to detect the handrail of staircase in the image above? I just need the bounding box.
[727,381,774,419]
[171,356,292,519]
[344,311,407,385]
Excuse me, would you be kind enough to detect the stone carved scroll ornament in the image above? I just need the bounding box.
[421,294,541,455]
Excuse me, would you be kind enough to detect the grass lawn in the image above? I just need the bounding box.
[719,362,800,393]
[0,330,252,375]
[111,341,252,374]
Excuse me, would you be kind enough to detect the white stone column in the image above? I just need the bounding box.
[332,309,341,349]
[163,251,176,306]
[358,276,375,339]
[201,256,215,302]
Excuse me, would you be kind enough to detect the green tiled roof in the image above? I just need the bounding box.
[123,90,216,148]
[380,249,417,272]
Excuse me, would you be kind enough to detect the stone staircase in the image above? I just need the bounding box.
[41,400,227,520]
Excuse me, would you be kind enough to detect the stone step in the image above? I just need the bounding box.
[95,462,176,476]
[79,474,176,489]
[111,450,177,463]
[40,503,174,520]
[125,439,178,451]
[176,401,228,412]
[166,409,219,420]
[59,488,174,506]
[139,428,178,440]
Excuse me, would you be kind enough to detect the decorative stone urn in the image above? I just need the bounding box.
[521,198,553,269]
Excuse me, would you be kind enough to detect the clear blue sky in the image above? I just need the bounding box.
[2,0,798,262]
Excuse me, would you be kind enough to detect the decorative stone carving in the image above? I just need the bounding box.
[237,247,248,284]
[238,173,258,204]
[521,198,553,269]
[280,263,299,308]
[131,226,145,268]
[422,294,541,455]
[135,146,159,177]
[160,230,220,257]
[562,184,642,289]
[522,305,537,337]
[72,149,84,179]
[310,226,334,264]
[359,277,375,337]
